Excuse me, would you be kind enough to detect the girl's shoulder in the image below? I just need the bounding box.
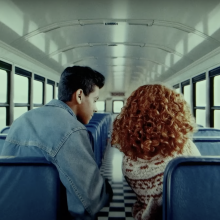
[182,139,201,156]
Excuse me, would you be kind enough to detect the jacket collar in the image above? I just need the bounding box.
[45,99,77,119]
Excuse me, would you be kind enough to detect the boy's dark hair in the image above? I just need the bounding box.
[58,66,105,102]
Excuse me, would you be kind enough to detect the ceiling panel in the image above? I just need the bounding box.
[1,0,220,98]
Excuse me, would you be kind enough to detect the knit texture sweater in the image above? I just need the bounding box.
[122,139,201,220]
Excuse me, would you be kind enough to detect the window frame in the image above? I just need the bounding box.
[14,67,31,108]
[33,74,45,108]
[173,84,179,89]
[46,79,55,102]
[173,83,181,94]
[13,67,31,121]
[56,83,59,99]
[0,60,11,126]
[0,59,59,125]
[181,79,190,106]
[192,73,206,119]
[181,79,190,92]
[209,67,220,127]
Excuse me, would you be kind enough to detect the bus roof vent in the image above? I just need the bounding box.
[108,44,117,46]
[105,22,118,25]
[111,92,125,96]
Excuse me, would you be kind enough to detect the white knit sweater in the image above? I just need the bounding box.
[122,139,201,220]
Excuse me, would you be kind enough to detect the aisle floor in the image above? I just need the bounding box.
[97,146,136,220]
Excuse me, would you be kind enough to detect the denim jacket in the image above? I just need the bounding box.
[1,99,112,219]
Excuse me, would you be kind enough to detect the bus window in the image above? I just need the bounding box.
[14,107,28,120]
[0,69,7,103]
[14,74,29,103]
[196,109,206,127]
[195,80,206,106]
[33,80,43,104]
[214,110,220,129]
[46,84,53,103]
[183,85,190,106]
[175,88,180,94]
[96,101,105,112]
[56,86,58,99]
[0,107,6,129]
[0,69,7,129]
[194,80,206,127]
[213,75,220,128]
[173,84,180,94]
[0,62,11,127]
[214,75,220,106]
[113,101,123,113]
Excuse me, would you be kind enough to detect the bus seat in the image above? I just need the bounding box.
[86,113,112,168]
[87,129,95,152]
[0,126,10,134]
[194,128,220,136]
[0,134,7,150]
[163,156,220,220]
[193,136,220,155]
[89,120,107,158]
[0,156,69,220]
[85,125,101,168]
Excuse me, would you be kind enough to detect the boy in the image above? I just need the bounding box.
[1,66,112,219]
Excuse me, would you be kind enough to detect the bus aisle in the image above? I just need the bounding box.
[98,145,136,220]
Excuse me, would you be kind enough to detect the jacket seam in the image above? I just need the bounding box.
[5,139,50,153]
[5,127,87,157]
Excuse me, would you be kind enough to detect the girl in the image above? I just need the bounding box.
[111,84,200,220]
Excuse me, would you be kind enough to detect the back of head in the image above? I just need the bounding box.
[58,66,105,102]
[111,84,197,160]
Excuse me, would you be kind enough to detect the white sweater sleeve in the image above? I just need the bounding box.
[183,139,201,156]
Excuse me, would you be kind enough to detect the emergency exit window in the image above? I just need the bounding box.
[96,101,105,112]
[113,101,123,113]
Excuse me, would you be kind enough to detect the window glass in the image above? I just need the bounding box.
[56,86,58,99]
[33,80,43,104]
[46,84,53,103]
[196,109,206,127]
[96,101,105,112]
[14,74,29,103]
[214,110,220,129]
[195,80,206,106]
[183,85,190,106]
[14,107,27,120]
[113,101,123,113]
[214,75,220,106]
[0,107,6,130]
[0,69,7,103]
[175,88,180,94]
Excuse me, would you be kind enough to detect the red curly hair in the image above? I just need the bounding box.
[111,84,197,160]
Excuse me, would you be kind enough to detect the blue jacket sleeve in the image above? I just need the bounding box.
[53,128,112,219]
